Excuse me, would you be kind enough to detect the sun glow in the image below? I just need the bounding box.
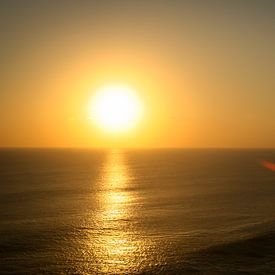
[90,84,143,133]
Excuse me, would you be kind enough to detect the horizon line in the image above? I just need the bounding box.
[0,146,274,150]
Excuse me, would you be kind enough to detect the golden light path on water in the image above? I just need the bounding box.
[97,149,136,272]
[79,150,156,274]
[75,150,166,274]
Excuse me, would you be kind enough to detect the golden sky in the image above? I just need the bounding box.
[0,1,274,148]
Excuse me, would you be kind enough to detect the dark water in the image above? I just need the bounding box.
[0,149,275,274]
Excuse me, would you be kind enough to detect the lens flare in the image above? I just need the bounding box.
[260,160,275,171]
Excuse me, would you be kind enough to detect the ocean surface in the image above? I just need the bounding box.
[0,149,275,274]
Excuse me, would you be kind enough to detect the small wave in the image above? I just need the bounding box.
[185,230,275,273]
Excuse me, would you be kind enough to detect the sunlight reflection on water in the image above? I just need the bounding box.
[92,150,143,273]
[77,150,165,274]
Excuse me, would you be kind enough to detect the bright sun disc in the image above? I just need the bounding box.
[90,84,143,133]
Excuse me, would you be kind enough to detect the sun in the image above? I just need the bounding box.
[89,84,143,133]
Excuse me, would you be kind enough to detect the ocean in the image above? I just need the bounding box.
[0,148,275,274]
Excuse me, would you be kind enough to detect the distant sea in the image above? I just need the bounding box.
[1,148,275,274]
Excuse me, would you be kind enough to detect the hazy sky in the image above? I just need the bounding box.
[0,0,274,148]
